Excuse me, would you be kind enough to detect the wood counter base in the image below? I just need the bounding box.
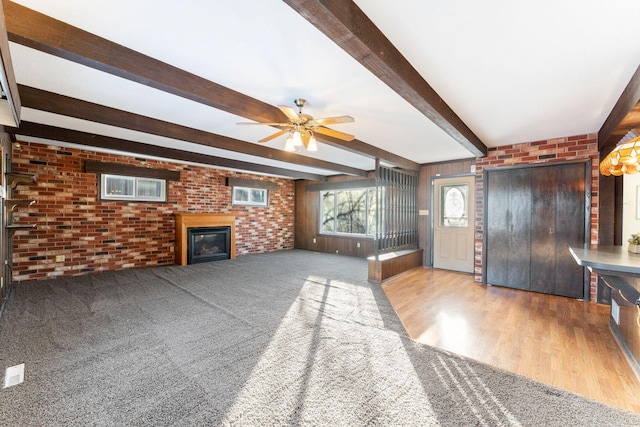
[570,245,640,381]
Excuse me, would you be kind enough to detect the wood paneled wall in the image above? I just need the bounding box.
[598,173,623,246]
[296,161,475,262]
[295,177,375,258]
[418,159,476,266]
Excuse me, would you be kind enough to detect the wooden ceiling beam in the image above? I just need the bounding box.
[7,121,328,181]
[0,0,20,126]
[4,0,416,170]
[283,0,487,158]
[2,0,284,125]
[18,85,366,177]
[598,63,640,151]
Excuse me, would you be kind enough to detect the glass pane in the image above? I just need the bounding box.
[367,188,378,236]
[321,191,335,233]
[442,184,468,227]
[336,190,366,234]
[137,179,162,198]
[234,188,249,202]
[193,232,227,256]
[250,189,266,204]
[105,176,134,197]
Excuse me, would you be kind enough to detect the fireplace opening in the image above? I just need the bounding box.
[187,226,231,264]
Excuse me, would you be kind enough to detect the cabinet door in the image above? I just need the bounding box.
[554,163,586,298]
[486,163,587,299]
[485,170,509,286]
[530,163,586,298]
[530,166,557,294]
[486,168,531,290]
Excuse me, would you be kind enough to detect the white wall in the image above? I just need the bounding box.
[622,173,640,243]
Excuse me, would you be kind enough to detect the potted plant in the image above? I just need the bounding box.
[628,233,640,253]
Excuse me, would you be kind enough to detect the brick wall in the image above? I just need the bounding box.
[10,141,295,282]
[474,134,599,300]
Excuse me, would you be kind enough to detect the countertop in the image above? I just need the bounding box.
[569,244,640,277]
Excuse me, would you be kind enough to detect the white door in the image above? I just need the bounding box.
[433,176,475,273]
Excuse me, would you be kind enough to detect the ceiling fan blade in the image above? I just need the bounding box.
[278,105,300,122]
[258,129,288,143]
[313,126,355,141]
[308,115,354,127]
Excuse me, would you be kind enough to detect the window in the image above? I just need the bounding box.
[101,174,166,202]
[441,184,468,227]
[232,187,268,206]
[321,188,377,236]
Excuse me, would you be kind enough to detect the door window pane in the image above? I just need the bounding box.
[442,184,468,227]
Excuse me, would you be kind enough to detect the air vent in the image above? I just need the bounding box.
[4,363,24,388]
[611,299,620,325]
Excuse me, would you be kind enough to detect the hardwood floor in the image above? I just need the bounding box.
[381,267,640,414]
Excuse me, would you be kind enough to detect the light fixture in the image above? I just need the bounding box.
[291,130,303,147]
[307,133,318,152]
[600,132,640,176]
[281,128,318,152]
[237,97,355,152]
[284,133,295,152]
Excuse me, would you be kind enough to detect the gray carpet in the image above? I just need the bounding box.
[0,249,638,426]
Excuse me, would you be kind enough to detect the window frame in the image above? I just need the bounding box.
[319,187,377,238]
[232,186,269,207]
[100,174,167,202]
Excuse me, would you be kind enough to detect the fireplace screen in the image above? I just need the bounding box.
[187,227,231,264]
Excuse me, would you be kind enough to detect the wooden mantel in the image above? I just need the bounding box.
[175,213,236,266]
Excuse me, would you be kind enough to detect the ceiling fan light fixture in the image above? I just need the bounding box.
[237,97,355,154]
[307,134,318,152]
[292,130,303,147]
[284,133,295,152]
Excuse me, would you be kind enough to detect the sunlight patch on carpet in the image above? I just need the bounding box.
[432,354,523,426]
[221,275,438,425]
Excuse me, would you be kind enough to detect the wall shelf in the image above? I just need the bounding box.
[5,172,36,189]
[4,173,38,238]
[6,199,35,211]
[5,223,36,235]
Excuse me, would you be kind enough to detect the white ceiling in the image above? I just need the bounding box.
[6,0,640,178]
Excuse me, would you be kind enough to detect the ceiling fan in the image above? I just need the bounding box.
[237,98,355,152]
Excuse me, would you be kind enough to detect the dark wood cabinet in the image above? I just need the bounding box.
[486,168,531,290]
[485,162,589,299]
